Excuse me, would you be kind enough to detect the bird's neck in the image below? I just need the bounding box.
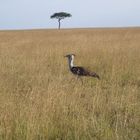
[68,57,74,69]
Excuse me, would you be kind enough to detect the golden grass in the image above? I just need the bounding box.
[0,28,140,140]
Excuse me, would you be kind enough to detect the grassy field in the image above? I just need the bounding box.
[0,28,140,140]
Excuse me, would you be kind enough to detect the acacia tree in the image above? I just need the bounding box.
[50,12,72,29]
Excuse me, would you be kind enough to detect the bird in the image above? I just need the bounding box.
[65,54,100,79]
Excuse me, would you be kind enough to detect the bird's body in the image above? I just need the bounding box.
[65,54,100,79]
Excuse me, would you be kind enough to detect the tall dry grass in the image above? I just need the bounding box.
[0,28,140,140]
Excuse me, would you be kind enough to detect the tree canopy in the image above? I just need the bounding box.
[50,12,72,20]
[50,12,72,29]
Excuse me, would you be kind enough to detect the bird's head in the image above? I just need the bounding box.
[64,54,75,60]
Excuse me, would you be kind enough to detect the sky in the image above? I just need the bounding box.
[0,0,140,30]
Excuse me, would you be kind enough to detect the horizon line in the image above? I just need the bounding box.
[0,26,140,32]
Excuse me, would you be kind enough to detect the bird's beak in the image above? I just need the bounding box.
[64,54,70,57]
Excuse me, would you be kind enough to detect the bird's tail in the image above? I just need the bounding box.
[89,72,100,80]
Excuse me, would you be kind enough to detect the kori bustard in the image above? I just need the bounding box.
[65,54,100,79]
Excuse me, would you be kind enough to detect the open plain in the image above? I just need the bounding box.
[0,28,140,140]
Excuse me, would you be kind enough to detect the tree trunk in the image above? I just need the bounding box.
[58,19,61,29]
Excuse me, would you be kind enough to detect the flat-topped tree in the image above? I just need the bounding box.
[50,12,72,29]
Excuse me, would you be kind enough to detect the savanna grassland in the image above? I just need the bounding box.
[0,28,140,140]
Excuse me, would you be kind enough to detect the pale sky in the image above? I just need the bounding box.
[0,0,140,30]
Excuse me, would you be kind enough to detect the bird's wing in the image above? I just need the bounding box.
[74,67,89,75]
[71,67,80,75]
[71,66,100,79]
[77,67,100,79]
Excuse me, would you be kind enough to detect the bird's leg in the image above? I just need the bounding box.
[77,76,83,85]
[70,77,75,83]
[70,76,83,85]
[79,77,83,85]
[70,76,79,88]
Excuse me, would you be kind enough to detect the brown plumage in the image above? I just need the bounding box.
[65,54,100,79]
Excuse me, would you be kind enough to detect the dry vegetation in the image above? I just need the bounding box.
[0,28,140,140]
